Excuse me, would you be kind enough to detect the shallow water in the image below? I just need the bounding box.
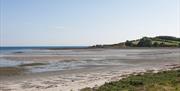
[0,48,180,73]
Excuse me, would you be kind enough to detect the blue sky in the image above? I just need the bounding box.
[0,0,179,46]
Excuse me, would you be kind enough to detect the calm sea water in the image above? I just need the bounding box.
[0,46,88,54]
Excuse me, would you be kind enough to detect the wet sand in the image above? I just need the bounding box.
[1,64,180,91]
[0,48,180,91]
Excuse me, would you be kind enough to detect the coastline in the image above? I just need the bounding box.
[1,63,180,91]
[0,48,180,91]
[1,46,180,51]
[44,47,180,50]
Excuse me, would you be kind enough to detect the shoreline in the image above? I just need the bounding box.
[42,47,180,50]
[0,48,179,91]
[1,46,180,51]
[1,63,180,91]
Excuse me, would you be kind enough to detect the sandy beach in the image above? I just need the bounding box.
[1,0,179,90]
[0,48,180,91]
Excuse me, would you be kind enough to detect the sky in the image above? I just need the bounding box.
[0,0,180,46]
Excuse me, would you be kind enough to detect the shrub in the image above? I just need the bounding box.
[129,80,144,86]
[137,37,152,47]
[153,42,159,47]
[125,40,133,47]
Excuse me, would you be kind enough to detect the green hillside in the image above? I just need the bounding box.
[91,36,180,48]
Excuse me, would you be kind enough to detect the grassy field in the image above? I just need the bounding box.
[81,69,180,91]
[91,36,180,48]
[132,38,180,47]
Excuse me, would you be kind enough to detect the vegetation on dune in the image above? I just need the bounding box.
[81,69,180,91]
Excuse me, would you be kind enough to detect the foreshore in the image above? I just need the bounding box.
[0,48,180,91]
[1,63,180,91]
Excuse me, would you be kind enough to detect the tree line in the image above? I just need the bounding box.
[125,37,180,47]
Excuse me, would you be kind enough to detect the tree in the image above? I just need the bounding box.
[178,43,180,47]
[153,42,159,47]
[159,42,165,47]
[137,37,152,47]
[125,40,133,47]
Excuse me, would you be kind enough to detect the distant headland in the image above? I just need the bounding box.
[90,36,180,48]
[6,36,178,50]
